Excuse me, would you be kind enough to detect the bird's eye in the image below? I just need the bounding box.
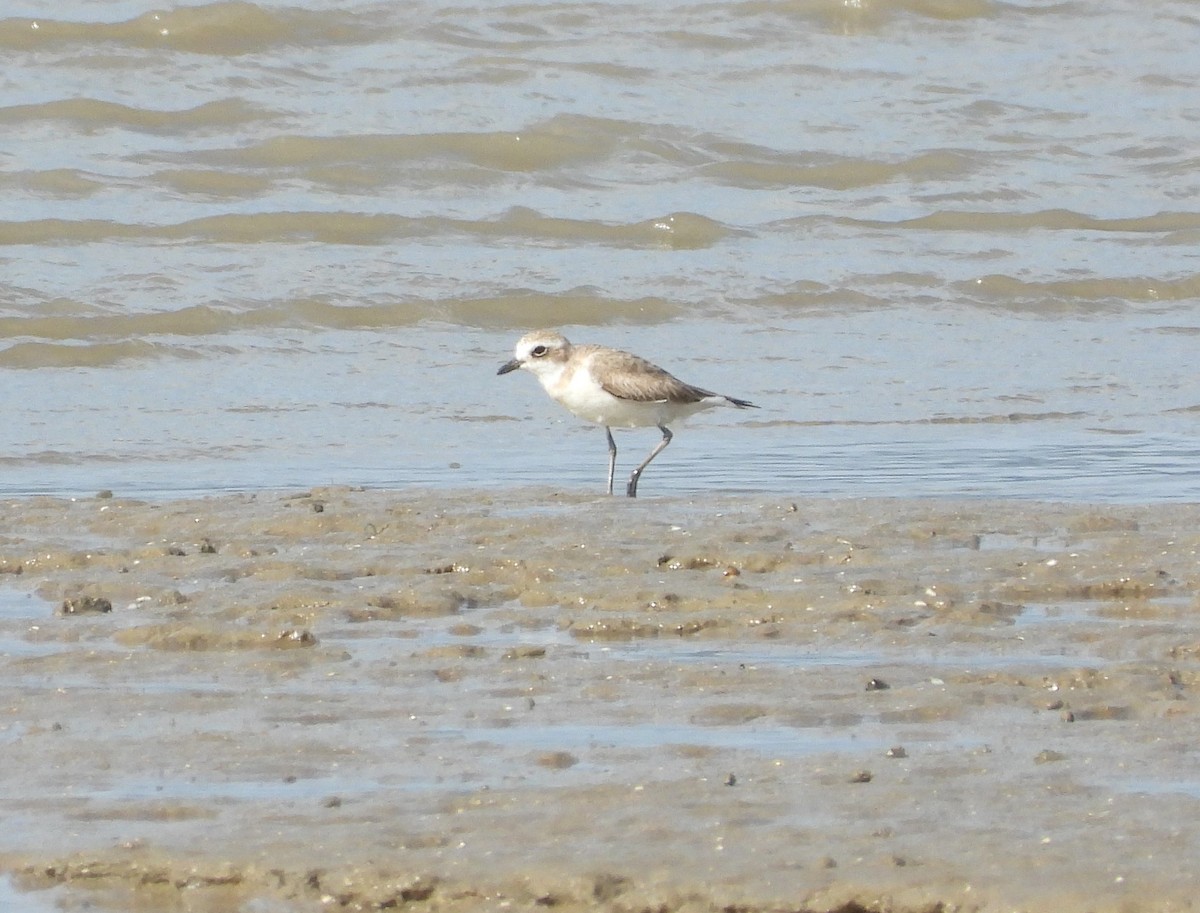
[531,345,548,357]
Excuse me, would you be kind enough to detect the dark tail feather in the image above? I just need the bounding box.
[725,395,758,409]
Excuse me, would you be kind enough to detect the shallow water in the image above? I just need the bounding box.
[0,876,64,913]
[2,0,1198,501]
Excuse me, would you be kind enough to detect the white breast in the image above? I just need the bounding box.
[543,354,715,428]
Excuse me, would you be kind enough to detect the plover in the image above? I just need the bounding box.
[497,329,758,497]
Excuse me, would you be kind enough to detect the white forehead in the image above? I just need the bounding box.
[515,330,568,359]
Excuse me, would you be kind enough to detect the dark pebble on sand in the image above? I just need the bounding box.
[60,596,113,615]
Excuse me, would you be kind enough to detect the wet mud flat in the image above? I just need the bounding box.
[1,487,1198,913]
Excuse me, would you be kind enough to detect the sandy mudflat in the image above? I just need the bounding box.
[1,487,1199,912]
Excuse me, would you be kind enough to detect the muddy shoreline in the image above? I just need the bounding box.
[1,487,1198,912]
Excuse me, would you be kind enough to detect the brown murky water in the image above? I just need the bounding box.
[4,2,1200,908]
[2,487,1199,911]
[2,1,1199,500]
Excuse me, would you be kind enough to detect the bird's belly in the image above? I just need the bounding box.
[556,389,707,428]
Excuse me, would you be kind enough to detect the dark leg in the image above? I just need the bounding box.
[605,426,617,496]
[626,425,672,498]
